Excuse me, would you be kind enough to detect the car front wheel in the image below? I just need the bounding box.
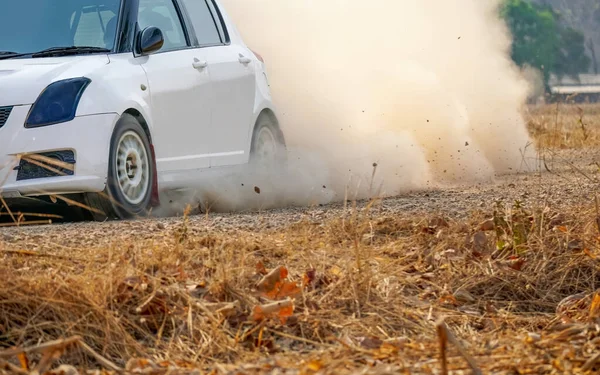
[85,114,154,220]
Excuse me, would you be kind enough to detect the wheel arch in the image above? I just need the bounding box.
[123,108,153,143]
[252,108,286,148]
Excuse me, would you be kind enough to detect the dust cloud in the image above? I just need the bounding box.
[160,0,538,214]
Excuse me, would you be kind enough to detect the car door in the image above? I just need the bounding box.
[180,0,256,167]
[136,0,213,173]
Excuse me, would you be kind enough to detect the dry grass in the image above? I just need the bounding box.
[2,200,600,374]
[526,103,600,149]
[3,105,600,374]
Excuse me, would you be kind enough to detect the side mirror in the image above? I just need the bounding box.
[138,26,164,55]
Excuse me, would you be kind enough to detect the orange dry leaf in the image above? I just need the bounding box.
[125,358,156,372]
[373,342,400,359]
[304,360,323,372]
[265,281,302,300]
[507,256,525,271]
[589,292,600,319]
[302,274,311,287]
[252,299,294,324]
[256,266,301,299]
[17,352,29,370]
[584,249,596,259]
[257,266,288,293]
[256,261,268,275]
[439,294,458,306]
[302,269,316,287]
[557,226,568,233]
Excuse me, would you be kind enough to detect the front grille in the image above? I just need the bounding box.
[16,150,76,181]
[0,106,12,128]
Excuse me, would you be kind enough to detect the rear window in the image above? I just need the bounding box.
[181,0,222,46]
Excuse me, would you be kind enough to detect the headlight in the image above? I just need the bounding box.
[25,77,91,128]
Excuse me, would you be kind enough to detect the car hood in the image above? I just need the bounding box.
[0,55,110,107]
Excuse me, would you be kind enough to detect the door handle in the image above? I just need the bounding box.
[238,55,252,65]
[192,58,208,70]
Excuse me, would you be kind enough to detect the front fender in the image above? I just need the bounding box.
[76,53,153,133]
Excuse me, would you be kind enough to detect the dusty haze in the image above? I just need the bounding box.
[161,0,538,214]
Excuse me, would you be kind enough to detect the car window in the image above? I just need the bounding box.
[206,0,228,43]
[72,6,118,49]
[1,0,121,54]
[180,0,222,46]
[138,0,188,51]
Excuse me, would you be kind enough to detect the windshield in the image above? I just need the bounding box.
[0,0,122,55]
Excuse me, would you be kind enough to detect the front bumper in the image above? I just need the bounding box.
[0,105,118,197]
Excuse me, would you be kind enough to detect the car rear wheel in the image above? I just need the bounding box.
[243,114,287,208]
[84,114,154,220]
[250,114,286,168]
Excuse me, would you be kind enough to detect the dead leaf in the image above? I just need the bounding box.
[303,269,316,287]
[358,336,383,349]
[275,281,302,299]
[256,261,268,275]
[252,299,294,324]
[479,219,495,231]
[17,352,29,371]
[589,291,600,319]
[125,358,157,371]
[374,342,401,359]
[256,266,302,299]
[507,256,525,271]
[440,294,458,306]
[257,266,288,293]
[304,360,323,372]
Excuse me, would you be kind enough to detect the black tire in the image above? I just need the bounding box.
[84,114,154,221]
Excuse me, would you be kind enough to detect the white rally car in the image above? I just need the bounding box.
[0,0,285,220]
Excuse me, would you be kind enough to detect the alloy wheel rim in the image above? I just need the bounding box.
[255,126,277,165]
[115,131,150,205]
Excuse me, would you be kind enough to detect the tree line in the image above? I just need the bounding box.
[502,0,591,92]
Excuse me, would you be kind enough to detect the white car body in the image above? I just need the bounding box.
[0,0,281,216]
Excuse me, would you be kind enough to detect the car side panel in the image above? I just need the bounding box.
[205,44,256,167]
[78,54,152,121]
[137,49,214,173]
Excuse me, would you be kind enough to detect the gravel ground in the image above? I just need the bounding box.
[1,148,599,250]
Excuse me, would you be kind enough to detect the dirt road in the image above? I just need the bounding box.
[1,148,598,250]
